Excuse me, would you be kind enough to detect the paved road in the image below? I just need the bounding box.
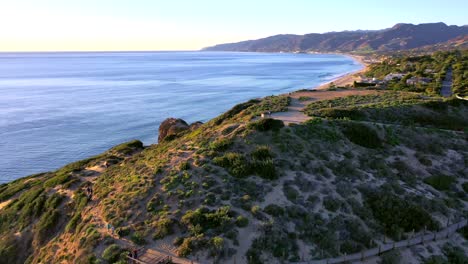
[441,67,453,97]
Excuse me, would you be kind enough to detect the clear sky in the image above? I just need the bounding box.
[0,0,466,51]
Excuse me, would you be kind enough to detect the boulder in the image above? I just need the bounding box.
[158,118,189,142]
[189,121,203,131]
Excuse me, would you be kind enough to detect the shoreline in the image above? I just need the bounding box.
[3,52,370,182]
[313,54,369,90]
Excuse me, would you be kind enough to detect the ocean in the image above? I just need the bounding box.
[0,51,361,182]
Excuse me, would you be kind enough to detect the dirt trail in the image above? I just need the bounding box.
[272,89,379,125]
[79,162,198,264]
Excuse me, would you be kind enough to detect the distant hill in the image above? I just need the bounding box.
[203,22,468,53]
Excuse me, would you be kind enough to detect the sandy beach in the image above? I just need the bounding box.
[314,54,370,90]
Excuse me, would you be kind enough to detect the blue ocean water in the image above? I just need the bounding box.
[0,51,361,182]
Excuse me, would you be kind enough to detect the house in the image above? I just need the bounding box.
[406,77,432,85]
[384,73,406,82]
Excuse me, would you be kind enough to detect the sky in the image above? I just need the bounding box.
[0,0,466,51]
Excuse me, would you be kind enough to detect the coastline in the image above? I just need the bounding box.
[313,54,369,90]
[2,52,369,182]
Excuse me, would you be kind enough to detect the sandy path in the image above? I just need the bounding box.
[272,89,379,125]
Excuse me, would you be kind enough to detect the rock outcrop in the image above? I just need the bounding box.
[158,118,189,142]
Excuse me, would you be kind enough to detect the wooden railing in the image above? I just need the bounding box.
[296,219,467,264]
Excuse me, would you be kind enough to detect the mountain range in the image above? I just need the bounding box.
[203,22,468,53]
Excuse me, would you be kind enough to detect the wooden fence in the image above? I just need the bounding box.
[297,219,467,264]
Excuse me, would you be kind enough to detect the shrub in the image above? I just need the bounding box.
[264,204,284,216]
[323,196,342,212]
[236,216,249,227]
[35,209,60,244]
[251,159,277,180]
[209,138,233,151]
[181,206,232,233]
[213,153,250,178]
[153,217,174,239]
[342,123,382,148]
[424,175,456,191]
[179,161,190,171]
[111,140,144,154]
[380,250,401,264]
[213,99,260,125]
[102,244,122,263]
[247,118,284,131]
[43,173,73,188]
[283,185,299,202]
[251,146,273,160]
[365,191,437,238]
[130,232,146,245]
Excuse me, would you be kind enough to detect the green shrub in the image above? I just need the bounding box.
[251,146,273,160]
[153,217,174,239]
[181,206,232,233]
[35,209,60,244]
[130,232,146,245]
[264,204,285,216]
[424,175,456,191]
[323,196,342,212]
[209,138,233,151]
[111,140,144,155]
[380,250,401,264]
[213,99,260,125]
[235,216,249,227]
[365,190,437,238]
[342,123,382,148]
[213,153,250,178]
[247,118,284,131]
[102,244,122,263]
[43,173,73,188]
[179,161,190,171]
[251,159,277,180]
[283,185,299,202]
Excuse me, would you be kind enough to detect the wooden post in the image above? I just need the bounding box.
[378,245,381,256]
[361,250,364,261]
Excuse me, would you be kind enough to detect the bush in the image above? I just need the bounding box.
[35,209,60,244]
[213,153,250,178]
[130,232,146,245]
[380,250,401,264]
[264,204,284,216]
[251,159,277,180]
[424,175,456,191]
[283,185,299,202]
[179,161,190,171]
[365,191,437,238]
[209,138,233,151]
[153,217,174,239]
[247,118,284,131]
[251,145,273,160]
[342,123,382,148]
[102,244,122,263]
[235,216,249,227]
[323,196,341,212]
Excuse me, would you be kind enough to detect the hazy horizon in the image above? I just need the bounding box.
[1,0,467,52]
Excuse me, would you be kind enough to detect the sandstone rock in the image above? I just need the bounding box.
[158,118,189,142]
[189,121,203,131]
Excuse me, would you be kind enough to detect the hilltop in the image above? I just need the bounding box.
[203,22,468,53]
[0,51,467,264]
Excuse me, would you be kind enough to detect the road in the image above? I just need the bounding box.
[441,67,453,97]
